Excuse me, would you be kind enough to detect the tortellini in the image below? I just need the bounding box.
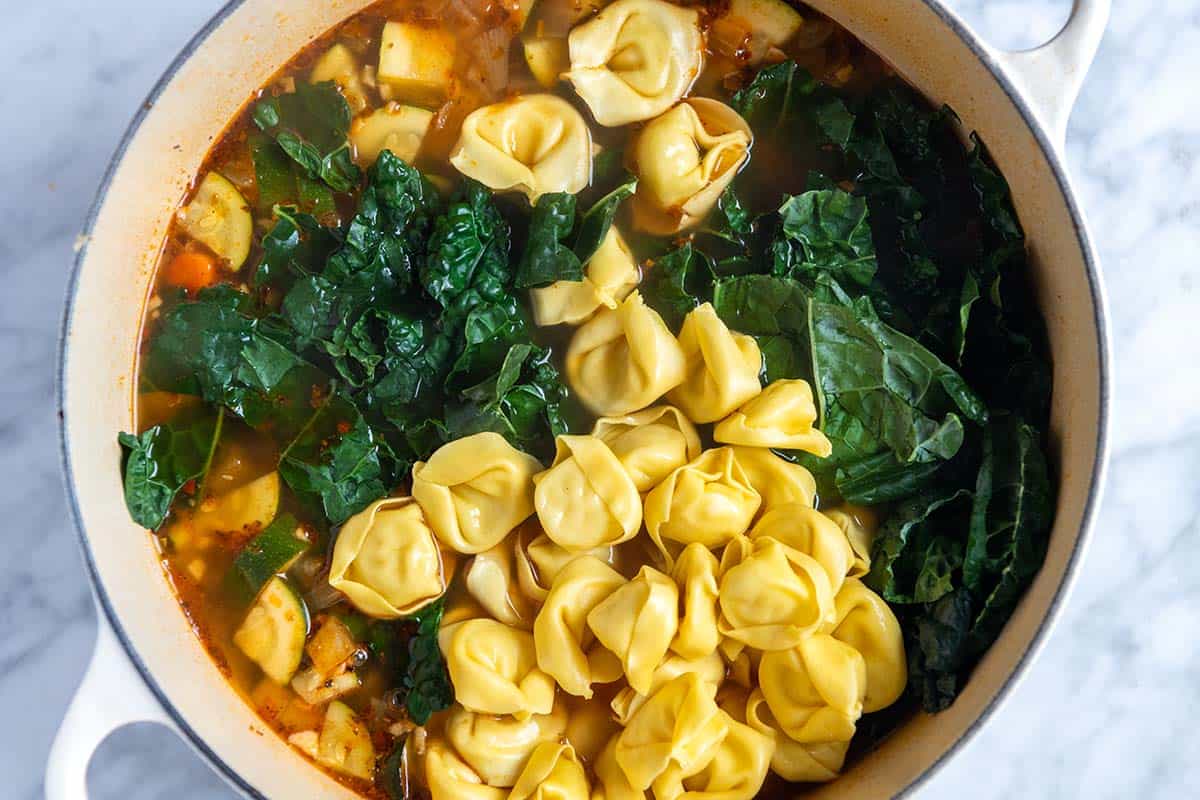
[533,556,627,697]
[514,529,614,603]
[439,619,556,718]
[533,435,642,551]
[730,446,817,512]
[564,694,623,764]
[564,0,704,127]
[644,447,761,563]
[445,702,568,787]
[594,736,648,800]
[744,690,850,783]
[593,405,702,493]
[566,291,686,416]
[531,226,641,327]
[424,739,506,800]
[714,379,833,456]
[329,497,444,618]
[412,432,542,554]
[587,565,680,694]
[829,579,907,712]
[449,94,592,203]
[823,506,877,578]
[465,540,536,628]
[670,543,721,660]
[655,712,774,800]
[749,504,855,596]
[508,742,591,800]
[717,536,834,652]
[668,304,763,424]
[758,634,866,743]
[611,650,726,724]
[614,672,729,793]
[631,99,752,235]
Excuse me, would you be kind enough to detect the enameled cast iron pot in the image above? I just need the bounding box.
[49,1,1112,797]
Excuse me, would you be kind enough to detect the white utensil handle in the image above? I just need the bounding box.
[45,613,172,800]
[988,0,1110,149]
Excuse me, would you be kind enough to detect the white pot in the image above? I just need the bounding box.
[50,0,1112,797]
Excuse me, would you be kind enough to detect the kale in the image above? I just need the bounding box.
[397,598,454,725]
[572,174,637,264]
[641,244,715,331]
[772,188,878,288]
[249,134,335,217]
[254,206,340,290]
[118,409,222,530]
[514,193,582,289]
[732,61,855,149]
[252,81,361,193]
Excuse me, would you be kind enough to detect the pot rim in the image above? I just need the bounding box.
[55,1,1111,797]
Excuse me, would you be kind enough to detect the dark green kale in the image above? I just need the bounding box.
[252,81,361,193]
[118,409,222,530]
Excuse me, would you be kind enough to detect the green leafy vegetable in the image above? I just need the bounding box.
[732,61,855,149]
[514,193,582,288]
[253,81,361,193]
[573,174,637,264]
[254,206,340,290]
[867,488,970,604]
[773,188,877,287]
[397,598,453,725]
[250,134,335,216]
[118,411,221,529]
[641,244,714,331]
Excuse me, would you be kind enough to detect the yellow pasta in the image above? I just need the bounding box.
[328,497,444,619]
[713,379,832,456]
[758,634,866,743]
[563,693,623,764]
[411,432,542,554]
[423,738,507,800]
[667,303,763,424]
[631,99,752,235]
[533,555,627,697]
[744,690,850,783]
[566,291,686,416]
[822,505,878,578]
[829,579,907,712]
[508,742,591,800]
[439,619,556,719]
[670,542,722,660]
[717,536,834,653]
[593,405,702,493]
[464,540,536,629]
[749,504,855,595]
[449,94,592,203]
[531,226,641,327]
[533,435,642,551]
[644,447,761,563]
[729,446,818,513]
[588,565,680,694]
[654,711,774,800]
[594,736,648,800]
[611,650,726,724]
[514,529,614,603]
[564,0,704,126]
[444,701,568,787]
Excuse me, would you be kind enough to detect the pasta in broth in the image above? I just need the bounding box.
[120,0,1058,795]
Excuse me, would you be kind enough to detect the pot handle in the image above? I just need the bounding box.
[987,0,1110,149]
[45,613,172,800]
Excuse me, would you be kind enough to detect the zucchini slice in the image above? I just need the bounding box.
[179,172,253,271]
[722,0,804,46]
[310,43,368,114]
[317,701,376,781]
[196,471,281,535]
[231,512,309,597]
[377,21,456,106]
[350,105,433,166]
[233,577,309,684]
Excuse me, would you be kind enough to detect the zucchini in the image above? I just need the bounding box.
[523,36,569,89]
[196,471,280,535]
[349,104,433,166]
[179,172,253,271]
[722,0,804,46]
[230,512,309,597]
[377,21,456,106]
[310,43,368,114]
[317,701,376,781]
[234,576,309,684]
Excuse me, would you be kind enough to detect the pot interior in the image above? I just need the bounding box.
[60,0,1105,796]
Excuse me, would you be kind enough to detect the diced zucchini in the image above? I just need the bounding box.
[317,701,376,781]
[523,36,569,89]
[377,21,456,106]
[288,730,320,759]
[349,104,433,166]
[306,616,359,675]
[291,665,361,705]
[196,471,281,535]
[251,677,325,730]
[234,577,309,684]
[723,0,804,46]
[310,43,369,114]
[231,512,309,596]
[179,172,253,271]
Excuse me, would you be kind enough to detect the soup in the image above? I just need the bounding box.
[117,0,1056,796]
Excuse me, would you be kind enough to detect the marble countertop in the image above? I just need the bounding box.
[5,0,1197,797]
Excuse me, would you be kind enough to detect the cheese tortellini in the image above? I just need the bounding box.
[750,504,856,596]
[668,304,763,423]
[631,99,753,235]
[412,432,542,555]
[449,94,592,203]
[587,565,680,694]
[514,529,614,603]
[533,555,627,697]
[445,702,568,787]
[758,634,866,744]
[564,0,704,127]
[465,541,536,629]
[424,739,506,800]
[730,446,818,513]
[656,712,774,800]
[670,542,721,660]
[531,226,641,327]
[508,742,591,800]
[593,405,702,493]
[566,291,687,416]
[329,497,444,618]
[594,736,647,800]
[714,379,833,456]
[717,536,834,653]
[610,650,726,724]
[744,690,851,783]
[644,447,761,563]
[823,506,877,578]
[829,579,907,712]
[533,435,642,551]
[439,619,556,718]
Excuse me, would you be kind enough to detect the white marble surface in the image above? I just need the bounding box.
[5,0,1198,797]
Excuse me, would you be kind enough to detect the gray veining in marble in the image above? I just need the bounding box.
[3,0,1198,797]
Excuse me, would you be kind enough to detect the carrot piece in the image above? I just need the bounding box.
[164,250,219,293]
